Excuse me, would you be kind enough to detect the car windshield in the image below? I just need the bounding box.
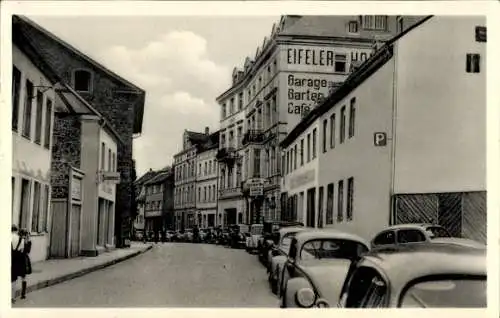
[300,239,368,260]
[401,278,486,308]
[425,226,451,239]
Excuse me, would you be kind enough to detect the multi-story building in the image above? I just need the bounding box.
[144,167,175,237]
[173,127,211,230]
[280,16,487,243]
[195,131,219,228]
[13,16,146,247]
[216,15,410,225]
[133,169,158,239]
[11,24,70,262]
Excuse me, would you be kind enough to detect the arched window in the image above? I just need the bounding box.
[72,69,93,93]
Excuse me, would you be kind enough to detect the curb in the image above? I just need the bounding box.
[14,245,153,299]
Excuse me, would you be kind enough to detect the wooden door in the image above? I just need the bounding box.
[70,204,81,257]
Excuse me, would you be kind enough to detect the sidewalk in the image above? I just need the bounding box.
[13,242,153,299]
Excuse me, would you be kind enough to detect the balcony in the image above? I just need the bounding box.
[216,147,239,164]
[242,130,266,146]
[218,187,242,199]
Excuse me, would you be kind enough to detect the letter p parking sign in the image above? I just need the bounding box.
[374,132,387,147]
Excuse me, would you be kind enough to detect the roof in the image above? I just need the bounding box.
[144,170,173,185]
[134,170,159,186]
[13,15,146,134]
[280,15,434,148]
[12,20,62,86]
[363,243,486,287]
[279,226,310,236]
[55,83,125,146]
[294,229,370,249]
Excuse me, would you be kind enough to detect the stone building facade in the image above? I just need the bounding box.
[14,16,146,247]
[216,15,414,225]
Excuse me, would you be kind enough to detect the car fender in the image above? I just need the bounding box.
[271,256,287,279]
[284,277,312,308]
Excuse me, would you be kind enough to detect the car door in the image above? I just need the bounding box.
[343,266,389,308]
[371,230,396,248]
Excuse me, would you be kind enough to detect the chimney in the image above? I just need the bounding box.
[205,127,209,135]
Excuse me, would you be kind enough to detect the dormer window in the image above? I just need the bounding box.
[73,69,92,93]
[348,21,359,33]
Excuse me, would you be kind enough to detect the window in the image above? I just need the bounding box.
[286,151,290,174]
[23,79,34,138]
[222,104,227,118]
[238,93,243,110]
[335,54,347,73]
[372,231,396,246]
[253,149,261,178]
[466,54,481,73]
[108,149,112,171]
[293,144,298,170]
[347,177,354,221]
[348,21,359,33]
[318,186,324,228]
[204,187,207,201]
[337,180,344,222]
[397,229,426,244]
[19,179,31,229]
[312,128,317,159]
[12,66,21,131]
[31,181,41,232]
[12,177,16,217]
[101,143,106,170]
[330,114,336,148]
[362,15,387,30]
[300,139,304,166]
[34,91,44,144]
[475,26,487,42]
[322,119,328,153]
[73,69,92,92]
[290,150,294,172]
[349,98,356,138]
[397,16,404,33]
[204,162,208,175]
[326,183,334,224]
[307,133,311,162]
[44,98,52,149]
[340,106,346,143]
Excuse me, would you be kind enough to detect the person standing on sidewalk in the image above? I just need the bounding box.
[18,228,33,299]
[11,225,25,303]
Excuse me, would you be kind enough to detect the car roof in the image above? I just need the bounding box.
[279,226,310,235]
[294,229,370,248]
[431,237,486,248]
[383,223,439,231]
[361,243,486,287]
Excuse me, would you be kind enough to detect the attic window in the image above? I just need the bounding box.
[348,21,359,33]
[73,69,92,93]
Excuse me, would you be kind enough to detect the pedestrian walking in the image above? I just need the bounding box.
[18,228,32,299]
[11,225,25,303]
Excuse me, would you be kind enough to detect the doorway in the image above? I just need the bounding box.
[69,204,81,257]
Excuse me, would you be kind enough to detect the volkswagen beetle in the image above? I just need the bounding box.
[302,242,486,308]
[279,229,370,307]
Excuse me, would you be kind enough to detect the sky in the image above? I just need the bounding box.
[30,16,280,177]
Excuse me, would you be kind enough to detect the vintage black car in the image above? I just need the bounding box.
[291,242,486,308]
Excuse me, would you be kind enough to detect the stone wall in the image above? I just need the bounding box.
[51,114,81,199]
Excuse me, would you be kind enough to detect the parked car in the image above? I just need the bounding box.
[268,227,312,294]
[165,230,176,242]
[258,221,304,266]
[295,243,486,308]
[246,224,263,253]
[370,223,484,249]
[183,228,194,242]
[279,230,370,306]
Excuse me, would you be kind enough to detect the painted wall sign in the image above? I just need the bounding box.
[374,132,387,147]
[101,171,121,184]
[286,73,336,117]
[71,177,82,201]
[290,169,315,190]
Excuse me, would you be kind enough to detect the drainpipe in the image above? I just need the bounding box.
[389,45,398,226]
